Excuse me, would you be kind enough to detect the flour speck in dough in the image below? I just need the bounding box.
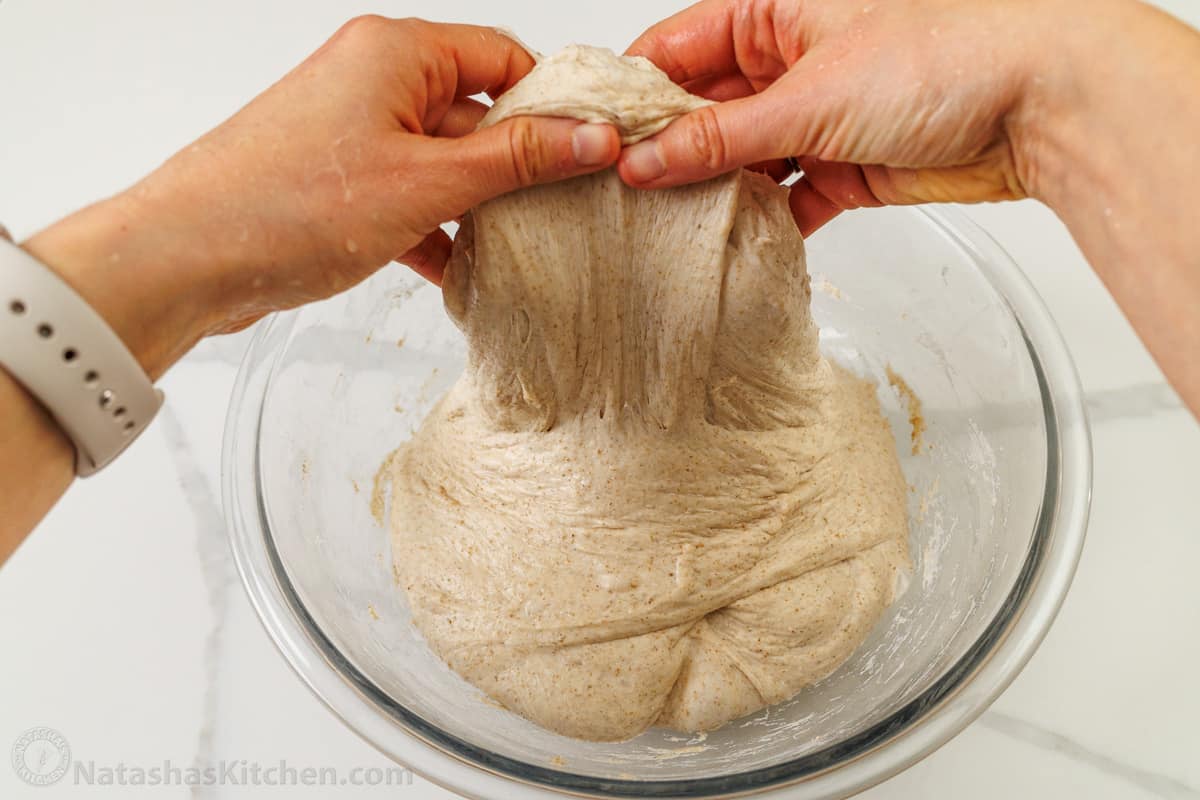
[388,45,910,742]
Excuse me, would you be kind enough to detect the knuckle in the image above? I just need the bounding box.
[683,106,729,173]
[331,14,396,55]
[332,16,437,60]
[402,242,433,272]
[391,16,430,36]
[337,14,390,42]
[634,32,677,74]
[505,119,549,187]
[848,165,889,208]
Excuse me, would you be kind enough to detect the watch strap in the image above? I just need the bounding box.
[0,233,163,476]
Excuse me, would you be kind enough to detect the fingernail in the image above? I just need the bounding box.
[571,124,613,167]
[623,140,666,182]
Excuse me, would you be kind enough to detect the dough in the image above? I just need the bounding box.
[388,46,910,742]
[484,43,710,144]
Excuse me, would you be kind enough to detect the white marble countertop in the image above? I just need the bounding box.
[2,1,1198,798]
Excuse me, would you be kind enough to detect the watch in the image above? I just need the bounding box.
[0,225,163,476]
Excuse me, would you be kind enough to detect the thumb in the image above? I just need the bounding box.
[618,88,811,189]
[416,117,620,218]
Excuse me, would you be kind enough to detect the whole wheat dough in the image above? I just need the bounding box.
[388,45,910,742]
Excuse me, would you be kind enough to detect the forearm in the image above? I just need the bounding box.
[1022,0,1200,413]
[0,372,73,560]
[0,194,210,561]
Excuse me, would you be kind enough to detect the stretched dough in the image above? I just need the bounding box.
[389,46,910,742]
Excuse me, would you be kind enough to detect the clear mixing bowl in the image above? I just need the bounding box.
[222,204,1091,799]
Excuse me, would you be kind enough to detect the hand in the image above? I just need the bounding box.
[1,16,621,553]
[617,0,1075,235]
[618,0,1200,417]
[21,16,620,375]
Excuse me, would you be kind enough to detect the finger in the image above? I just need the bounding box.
[432,98,490,138]
[619,77,830,189]
[625,0,740,83]
[332,17,538,132]
[618,90,778,187]
[801,158,885,209]
[786,158,883,236]
[758,159,793,183]
[398,228,454,285]
[411,117,621,223]
[859,158,1028,205]
[680,75,789,182]
[418,21,539,98]
[789,155,1023,237]
[802,154,1025,212]
[788,180,843,237]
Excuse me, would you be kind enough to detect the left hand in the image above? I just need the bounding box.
[21,16,620,376]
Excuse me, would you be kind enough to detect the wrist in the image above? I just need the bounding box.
[1003,0,1200,412]
[1008,0,1187,211]
[19,192,216,380]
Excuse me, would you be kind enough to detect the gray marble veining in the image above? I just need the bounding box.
[1085,382,1185,422]
[981,711,1200,799]
[158,406,240,799]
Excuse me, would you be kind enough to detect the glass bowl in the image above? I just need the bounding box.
[222,204,1091,799]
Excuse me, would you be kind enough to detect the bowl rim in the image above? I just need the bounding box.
[222,205,1092,800]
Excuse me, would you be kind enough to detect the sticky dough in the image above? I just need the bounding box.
[388,45,910,741]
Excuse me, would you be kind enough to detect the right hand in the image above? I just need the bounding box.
[618,0,1085,234]
[618,0,1200,417]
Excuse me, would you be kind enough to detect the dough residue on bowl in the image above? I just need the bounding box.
[887,366,927,455]
[387,45,910,742]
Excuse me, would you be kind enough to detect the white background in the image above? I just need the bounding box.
[1,0,1199,797]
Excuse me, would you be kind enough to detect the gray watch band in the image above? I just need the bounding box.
[0,229,163,476]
